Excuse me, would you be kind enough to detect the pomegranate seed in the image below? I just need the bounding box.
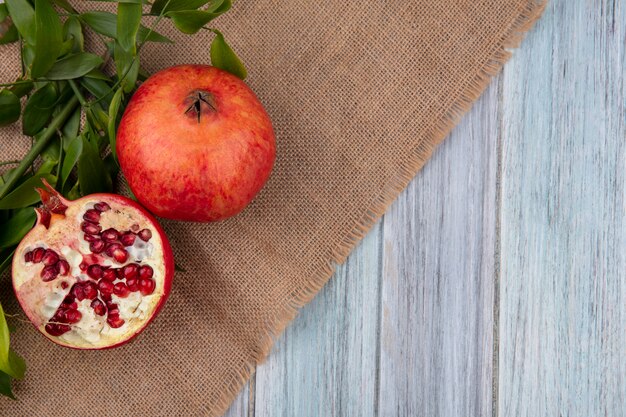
[98,280,114,295]
[107,316,125,328]
[90,239,106,254]
[24,251,33,262]
[91,299,106,316]
[139,278,156,296]
[139,265,154,280]
[101,293,112,302]
[64,309,82,324]
[138,229,152,242]
[87,264,103,279]
[45,323,71,336]
[130,223,140,232]
[122,264,139,279]
[83,282,98,299]
[79,261,88,271]
[106,300,117,309]
[41,265,59,282]
[83,233,98,242]
[71,283,86,301]
[126,277,139,292]
[113,282,130,298]
[94,202,111,212]
[120,232,136,247]
[113,248,129,264]
[41,249,59,266]
[101,228,119,243]
[32,247,45,263]
[83,209,101,223]
[102,268,117,281]
[105,242,123,257]
[60,281,69,289]
[81,221,102,235]
[57,260,70,276]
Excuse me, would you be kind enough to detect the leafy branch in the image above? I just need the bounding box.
[0,0,246,399]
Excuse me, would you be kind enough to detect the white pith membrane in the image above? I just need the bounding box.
[13,196,168,349]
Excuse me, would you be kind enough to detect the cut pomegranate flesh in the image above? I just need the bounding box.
[12,181,173,349]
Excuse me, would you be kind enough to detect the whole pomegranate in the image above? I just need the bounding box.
[116,64,276,222]
[12,180,174,349]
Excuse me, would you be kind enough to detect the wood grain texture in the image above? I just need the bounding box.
[378,79,499,417]
[498,1,626,416]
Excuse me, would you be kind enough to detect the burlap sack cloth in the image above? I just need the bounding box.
[0,0,545,415]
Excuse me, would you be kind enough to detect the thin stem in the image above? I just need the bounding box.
[0,95,80,200]
[68,79,87,106]
[0,80,32,88]
[0,160,21,167]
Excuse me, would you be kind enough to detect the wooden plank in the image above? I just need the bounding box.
[498,1,626,416]
[254,222,382,417]
[378,79,499,416]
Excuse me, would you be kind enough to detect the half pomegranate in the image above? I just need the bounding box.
[12,180,174,349]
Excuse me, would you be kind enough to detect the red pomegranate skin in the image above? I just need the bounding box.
[116,65,276,222]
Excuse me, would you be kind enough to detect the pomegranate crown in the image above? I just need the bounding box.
[34,179,68,228]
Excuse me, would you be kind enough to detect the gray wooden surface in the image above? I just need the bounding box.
[224,1,626,416]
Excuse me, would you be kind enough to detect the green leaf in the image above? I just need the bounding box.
[35,158,57,175]
[166,10,221,34]
[151,0,219,15]
[108,88,123,161]
[21,43,35,70]
[45,53,103,80]
[117,2,141,54]
[5,0,35,45]
[0,303,25,380]
[58,38,74,58]
[9,79,34,98]
[166,0,230,33]
[61,107,81,148]
[51,0,76,13]
[37,132,61,162]
[80,78,114,110]
[84,68,111,81]
[31,0,63,78]
[60,135,82,188]
[81,11,172,43]
[0,370,16,400]
[92,104,109,133]
[0,4,19,45]
[210,29,247,79]
[114,41,138,94]
[78,136,111,195]
[212,0,230,13]
[63,16,84,53]
[0,208,36,249]
[22,82,57,136]
[0,174,56,209]
[0,90,20,127]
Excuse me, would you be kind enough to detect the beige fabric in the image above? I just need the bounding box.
[0,1,544,415]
